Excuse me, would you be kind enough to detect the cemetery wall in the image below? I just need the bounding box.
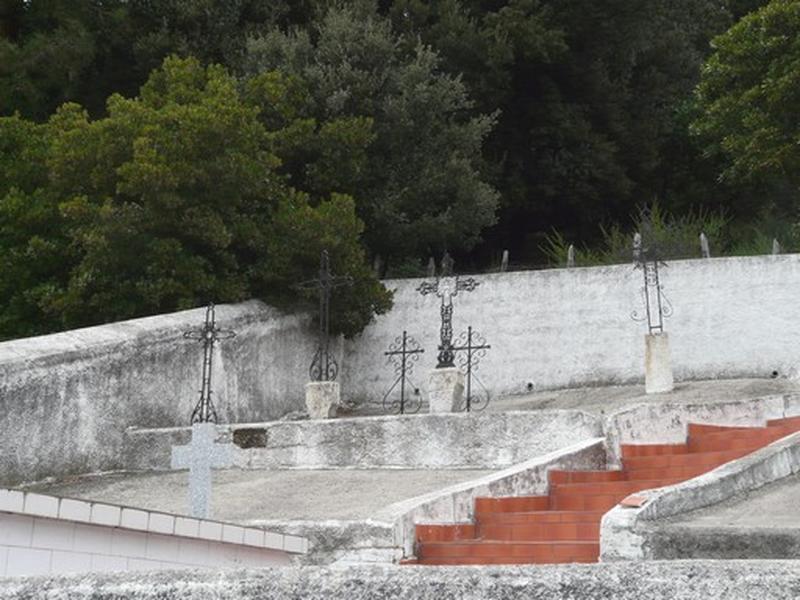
[0,301,317,486]
[2,253,800,485]
[343,254,800,404]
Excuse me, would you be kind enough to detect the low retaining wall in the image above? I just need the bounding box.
[0,488,305,577]
[2,562,800,599]
[600,431,800,561]
[125,410,602,471]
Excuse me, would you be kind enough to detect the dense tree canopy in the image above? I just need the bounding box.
[0,57,391,339]
[1,0,796,338]
[693,0,800,185]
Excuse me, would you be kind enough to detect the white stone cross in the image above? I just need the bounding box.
[171,423,233,519]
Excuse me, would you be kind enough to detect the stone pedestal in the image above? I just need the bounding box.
[427,367,465,413]
[305,381,340,419]
[645,333,674,394]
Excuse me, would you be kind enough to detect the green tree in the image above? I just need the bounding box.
[0,56,390,340]
[246,3,499,271]
[693,0,800,186]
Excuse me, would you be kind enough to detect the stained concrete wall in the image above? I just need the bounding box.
[2,562,800,599]
[0,301,317,486]
[4,254,800,485]
[125,410,602,471]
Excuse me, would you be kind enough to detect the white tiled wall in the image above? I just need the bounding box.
[0,507,303,577]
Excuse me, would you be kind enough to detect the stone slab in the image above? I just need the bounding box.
[427,367,464,413]
[305,381,340,419]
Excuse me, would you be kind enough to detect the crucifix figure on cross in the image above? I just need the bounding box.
[296,250,352,381]
[183,302,236,423]
[417,274,479,368]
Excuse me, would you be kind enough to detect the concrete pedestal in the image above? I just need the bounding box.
[427,367,465,413]
[305,381,340,419]
[645,333,674,394]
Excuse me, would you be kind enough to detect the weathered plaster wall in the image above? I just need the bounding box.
[0,302,317,486]
[125,410,602,471]
[4,254,800,485]
[343,254,800,405]
[2,562,800,599]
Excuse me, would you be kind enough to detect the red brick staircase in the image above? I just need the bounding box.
[408,416,800,565]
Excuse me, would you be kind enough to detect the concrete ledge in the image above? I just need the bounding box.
[646,525,800,559]
[3,561,800,599]
[125,410,602,471]
[601,430,800,561]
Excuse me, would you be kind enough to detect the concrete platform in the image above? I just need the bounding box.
[643,472,800,559]
[487,377,798,414]
[24,469,492,525]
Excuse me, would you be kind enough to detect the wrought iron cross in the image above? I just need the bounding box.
[296,250,352,381]
[632,232,673,334]
[383,331,425,414]
[417,275,479,368]
[453,326,491,412]
[183,303,235,424]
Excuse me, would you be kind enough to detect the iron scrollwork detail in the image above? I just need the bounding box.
[382,331,425,414]
[453,326,491,412]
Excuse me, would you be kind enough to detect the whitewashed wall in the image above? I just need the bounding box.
[343,254,800,403]
[1,254,799,485]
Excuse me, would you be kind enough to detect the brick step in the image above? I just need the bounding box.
[620,443,688,458]
[417,540,599,563]
[478,520,600,541]
[624,463,722,481]
[415,554,598,565]
[767,416,800,428]
[623,448,753,470]
[548,469,626,484]
[549,493,622,512]
[476,510,605,525]
[474,496,549,514]
[551,478,683,497]
[686,423,757,437]
[416,523,476,543]
[688,431,786,453]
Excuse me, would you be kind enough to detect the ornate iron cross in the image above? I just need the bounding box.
[631,232,673,335]
[383,331,425,414]
[453,326,491,412]
[183,303,235,424]
[296,250,352,381]
[417,275,479,368]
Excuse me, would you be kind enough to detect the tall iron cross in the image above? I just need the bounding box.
[383,330,425,414]
[453,325,491,412]
[632,232,673,335]
[183,303,236,424]
[417,275,479,368]
[296,250,352,381]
